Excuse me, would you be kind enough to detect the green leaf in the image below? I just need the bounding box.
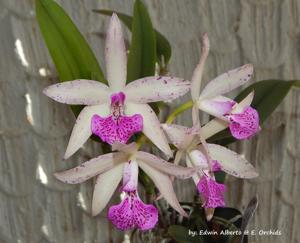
[236,80,296,122]
[36,0,106,115]
[93,9,171,66]
[214,171,226,183]
[293,80,300,88]
[126,0,156,82]
[36,0,106,83]
[208,80,296,145]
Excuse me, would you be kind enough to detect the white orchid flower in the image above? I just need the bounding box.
[162,123,258,180]
[43,13,190,159]
[162,119,258,219]
[54,142,198,231]
[191,33,259,140]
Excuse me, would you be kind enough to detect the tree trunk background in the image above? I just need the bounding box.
[0,0,299,242]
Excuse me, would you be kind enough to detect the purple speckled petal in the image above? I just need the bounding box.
[108,193,158,231]
[197,176,226,208]
[91,114,143,145]
[124,76,190,103]
[227,106,260,139]
[133,195,158,230]
[43,80,110,105]
[108,196,134,230]
[207,143,258,179]
[200,64,253,100]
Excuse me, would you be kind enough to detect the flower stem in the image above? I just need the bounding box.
[166,100,194,124]
[136,134,147,149]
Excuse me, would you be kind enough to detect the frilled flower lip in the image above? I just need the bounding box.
[91,92,144,145]
[54,143,199,218]
[197,176,226,208]
[43,13,191,159]
[108,159,159,231]
[108,191,158,231]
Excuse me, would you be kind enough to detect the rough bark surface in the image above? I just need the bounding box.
[0,0,299,242]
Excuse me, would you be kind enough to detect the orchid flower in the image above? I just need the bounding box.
[161,34,259,220]
[190,33,259,140]
[162,122,258,219]
[43,14,190,159]
[54,142,198,231]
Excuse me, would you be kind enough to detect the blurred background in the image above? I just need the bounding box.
[0,0,299,242]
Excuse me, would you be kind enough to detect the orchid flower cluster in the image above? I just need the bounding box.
[43,14,259,231]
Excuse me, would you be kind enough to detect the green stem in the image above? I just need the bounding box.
[166,100,194,124]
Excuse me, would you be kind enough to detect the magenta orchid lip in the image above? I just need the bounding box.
[91,92,143,145]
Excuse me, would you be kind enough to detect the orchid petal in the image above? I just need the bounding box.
[92,163,124,216]
[124,76,190,103]
[122,160,139,192]
[43,80,110,105]
[105,13,127,91]
[138,160,188,217]
[126,103,172,157]
[55,152,128,184]
[188,150,209,168]
[192,104,200,127]
[161,123,189,148]
[136,151,196,179]
[161,123,197,149]
[197,96,235,118]
[191,33,210,100]
[199,64,253,100]
[207,144,258,178]
[202,119,228,140]
[91,114,143,145]
[232,91,254,114]
[108,193,158,231]
[227,106,260,140]
[112,142,138,154]
[174,150,184,165]
[201,92,255,139]
[64,103,110,159]
[186,155,201,185]
[197,176,226,208]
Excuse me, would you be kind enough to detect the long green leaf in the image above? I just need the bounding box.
[208,80,296,145]
[93,9,171,66]
[36,0,105,83]
[293,80,300,88]
[126,0,156,82]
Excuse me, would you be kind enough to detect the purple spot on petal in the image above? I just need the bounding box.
[227,106,260,139]
[108,192,158,231]
[91,91,143,145]
[197,176,226,208]
[91,114,143,145]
